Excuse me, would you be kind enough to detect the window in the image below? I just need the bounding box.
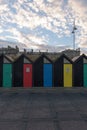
[26,67,30,72]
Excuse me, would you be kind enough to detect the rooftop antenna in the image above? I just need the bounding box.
[72,19,77,50]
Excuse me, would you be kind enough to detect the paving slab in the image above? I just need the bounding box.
[0,121,25,130]
[26,121,56,130]
[60,121,87,130]
[0,88,87,130]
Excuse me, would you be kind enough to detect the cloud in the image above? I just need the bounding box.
[0,0,87,53]
[67,0,87,50]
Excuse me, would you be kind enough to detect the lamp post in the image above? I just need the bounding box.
[72,19,77,50]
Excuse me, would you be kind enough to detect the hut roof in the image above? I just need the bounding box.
[54,53,73,63]
[45,53,61,62]
[5,55,14,62]
[72,56,80,62]
[0,54,13,63]
[35,53,53,63]
[72,54,87,63]
[26,54,41,62]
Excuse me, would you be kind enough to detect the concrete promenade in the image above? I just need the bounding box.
[0,87,87,130]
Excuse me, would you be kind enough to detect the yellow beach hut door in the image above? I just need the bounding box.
[64,59,72,87]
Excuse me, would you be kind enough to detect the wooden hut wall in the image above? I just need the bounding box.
[73,58,83,86]
[54,57,63,87]
[33,57,43,87]
[13,56,23,87]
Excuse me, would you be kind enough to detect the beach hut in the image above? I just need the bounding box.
[33,54,53,87]
[73,54,87,87]
[13,54,33,87]
[54,54,73,87]
[0,54,13,88]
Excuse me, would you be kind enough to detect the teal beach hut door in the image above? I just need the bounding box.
[83,58,87,87]
[3,56,12,88]
[3,64,12,88]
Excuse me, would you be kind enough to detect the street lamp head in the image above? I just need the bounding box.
[72,26,77,33]
[74,26,77,30]
[72,30,74,33]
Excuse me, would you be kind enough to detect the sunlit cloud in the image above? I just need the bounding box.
[0,0,87,53]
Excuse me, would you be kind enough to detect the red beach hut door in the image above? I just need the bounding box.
[23,64,32,87]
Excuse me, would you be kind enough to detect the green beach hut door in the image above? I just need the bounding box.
[3,57,12,88]
[83,58,87,87]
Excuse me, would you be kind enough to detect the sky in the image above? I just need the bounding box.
[0,0,87,53]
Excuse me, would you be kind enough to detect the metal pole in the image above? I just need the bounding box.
[72,19,77,50]
[73,19,75,50]
[73,30,75,50]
